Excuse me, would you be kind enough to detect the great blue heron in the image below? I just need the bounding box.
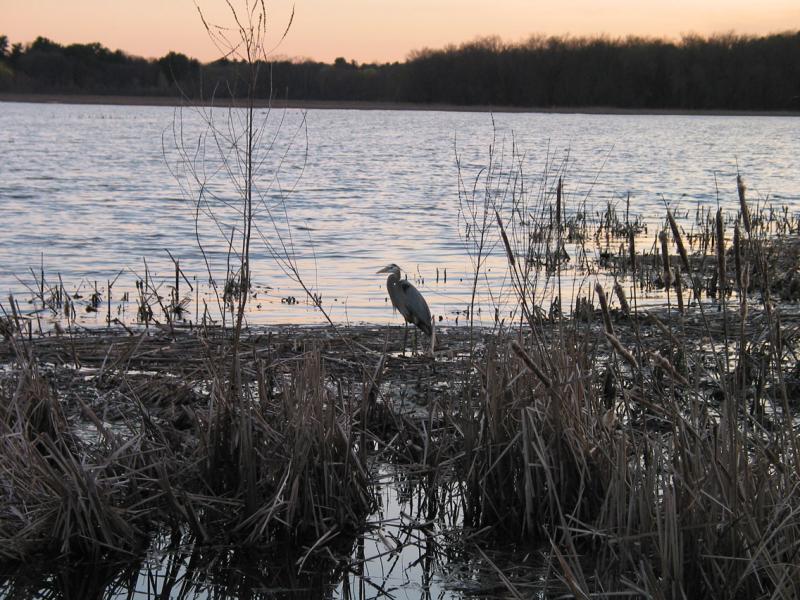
[377,263,432,352]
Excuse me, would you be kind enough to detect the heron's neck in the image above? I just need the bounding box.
[386,271,401,286]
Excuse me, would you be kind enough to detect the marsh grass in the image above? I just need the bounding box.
[0,317,375,570]
[443,148,800,597]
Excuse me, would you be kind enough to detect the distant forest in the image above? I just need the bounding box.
[1,32,799,110]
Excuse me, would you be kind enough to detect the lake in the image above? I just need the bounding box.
[1,101,798,327]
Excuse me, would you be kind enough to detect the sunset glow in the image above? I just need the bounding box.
[2,0,799,63]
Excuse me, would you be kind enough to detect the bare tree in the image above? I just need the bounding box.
[167,0,298,396]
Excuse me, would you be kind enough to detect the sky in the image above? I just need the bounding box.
[2,0,799,64]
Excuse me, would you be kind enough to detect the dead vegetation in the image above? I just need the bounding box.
[0,323,376,566]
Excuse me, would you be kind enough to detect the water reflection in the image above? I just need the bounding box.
[0,468,534,599]
[2,535,347,599]
[339,470,462,599]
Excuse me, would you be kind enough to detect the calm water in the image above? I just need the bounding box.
[2,471,477,599]
[1,101,798,326]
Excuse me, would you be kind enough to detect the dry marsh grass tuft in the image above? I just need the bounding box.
[0,319,374,565]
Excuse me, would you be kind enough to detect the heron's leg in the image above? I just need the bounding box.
[402,322,408,356]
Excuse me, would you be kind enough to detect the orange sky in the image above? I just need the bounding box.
[2,0,799,64]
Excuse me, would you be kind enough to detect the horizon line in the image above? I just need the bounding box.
[4,28,799,66]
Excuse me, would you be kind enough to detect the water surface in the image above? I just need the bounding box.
[1,101,798,326]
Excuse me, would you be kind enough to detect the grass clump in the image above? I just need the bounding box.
[0,322,374,564]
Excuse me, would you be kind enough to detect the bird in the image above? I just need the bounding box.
[377,263,432,352]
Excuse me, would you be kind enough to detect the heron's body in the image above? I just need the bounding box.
[378,264,432,337]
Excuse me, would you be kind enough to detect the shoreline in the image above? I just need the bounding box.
[1,92,798,117]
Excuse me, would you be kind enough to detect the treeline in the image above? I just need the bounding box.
[1,32,799,110]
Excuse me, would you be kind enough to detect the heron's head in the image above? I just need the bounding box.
[376,263,401,275]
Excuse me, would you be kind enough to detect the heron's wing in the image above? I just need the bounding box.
[399,280,432,334]
[387,278,412,321]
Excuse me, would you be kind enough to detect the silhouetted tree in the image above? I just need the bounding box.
[10,43,23,63]
[0,35,11,91]
[157,51,200,84]
[3,31,799,110]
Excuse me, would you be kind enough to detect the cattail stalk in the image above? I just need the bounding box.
[606,332,639,371]
[740,269,749,320]
[716,208,726,296]
[495,209,515,268]
[649,312,682,349]
[675,267,685,314]
[614,282,630,317]
[659,231,672,288]
[737,174,751,234]
[734,222,743,292]
[511,340,551,388]
[667,209,691,273]
[628,229,636,274]
[650,352,689,386]
[556,177,563,229]
[596,283,614,335]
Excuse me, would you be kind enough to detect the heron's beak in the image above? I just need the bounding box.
[376,265,393,274]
